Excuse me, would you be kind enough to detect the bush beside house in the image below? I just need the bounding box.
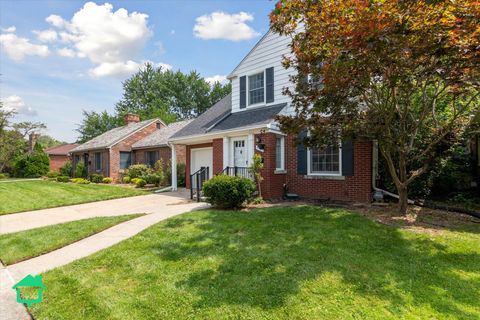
[203,175,256,209]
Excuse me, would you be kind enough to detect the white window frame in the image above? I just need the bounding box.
[307,142,342,177]
[275,136,285,171]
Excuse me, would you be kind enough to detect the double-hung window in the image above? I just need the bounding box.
[95,152,102,171]
[275,136,285,171]
[248,72,264,105]
[120,152,131,170]
[145,151,158,168]
[308,144,341,176]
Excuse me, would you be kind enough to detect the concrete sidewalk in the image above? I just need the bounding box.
[1,197,207,320]
[0,191,194,234]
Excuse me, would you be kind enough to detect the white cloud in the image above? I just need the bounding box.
[46,2,158,78]
[33,29,58,43]
[45,14,69,29]
[193,11,260,41]
[0,32,49,61]
[2,95,38,116]
[89,60,171,78]
[1,26,16,33]
[205,75,228,85]
[57,47,76,57]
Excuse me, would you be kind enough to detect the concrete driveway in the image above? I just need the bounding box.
[0,190,200,234]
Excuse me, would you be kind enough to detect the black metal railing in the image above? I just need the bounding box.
[190,167,209,202]
[218,166,254,180]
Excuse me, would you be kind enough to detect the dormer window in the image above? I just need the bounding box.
[248,72,264,105]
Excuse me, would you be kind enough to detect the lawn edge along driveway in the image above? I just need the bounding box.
[0,180,147,215]
[0,214,144,265]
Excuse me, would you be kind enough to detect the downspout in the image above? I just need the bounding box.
[372,141,414,204]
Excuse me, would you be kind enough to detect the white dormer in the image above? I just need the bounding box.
[228,30,296,113]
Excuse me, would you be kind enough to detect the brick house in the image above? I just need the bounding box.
[70,114,189,182]
[45,143,79,172]
[168,30,373,203]
[131,120,191,170]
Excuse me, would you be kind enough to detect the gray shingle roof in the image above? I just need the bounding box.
[208,103,286,133]
[132,119,193,149]
[170,94,232,139]
[71,118,161,153]
[170,94,286,140]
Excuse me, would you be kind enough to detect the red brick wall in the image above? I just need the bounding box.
[109,121,162,181]
[71,150,109,177]
[185,142,214,189]
[254,133,286,199]
[212,138,224,175]
[48,155,69,172]
[285,134,372,203]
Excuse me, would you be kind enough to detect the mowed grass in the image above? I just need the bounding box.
[0,214,144,265]
[30,206,480,320]
[0,180,147,215]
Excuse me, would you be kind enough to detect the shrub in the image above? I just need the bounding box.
[56,175,70,183]
[142,173,161,186]
[122,176,131,184]
[59,161,72,177]
[131,178,146,188]
[165,162,186,187]
[74,160,87,178]
[0,173,9,179]
[14,143,50,178]
[126,164,152,179]
[89,173,104,183]
[71,178,90,184]
[102,177,113,184]
[202,175,256,209]
[153,159,165,184]
[46,171,59,178]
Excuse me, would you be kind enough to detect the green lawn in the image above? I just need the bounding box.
[0,180,147,215]
[29,206,480,319]
[0,214,144,265]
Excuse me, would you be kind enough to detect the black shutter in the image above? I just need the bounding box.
[266,67,274,103]
[342,139,354,176]
[240,76,246,109]
[297,129,308,175]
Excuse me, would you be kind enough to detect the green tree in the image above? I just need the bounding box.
[115,63,231,121]
[37,135,66,148]
[0,104,46,173]
[271,0,480,213]
[14,143,50,178]
[76,110,120,143]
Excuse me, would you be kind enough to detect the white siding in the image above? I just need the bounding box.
[229,30,296,113]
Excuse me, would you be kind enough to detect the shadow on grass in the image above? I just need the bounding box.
[156,206,480,318]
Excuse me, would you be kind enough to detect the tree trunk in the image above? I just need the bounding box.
[398,185,408,215]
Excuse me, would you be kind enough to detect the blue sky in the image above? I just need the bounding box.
[0,0,275,142]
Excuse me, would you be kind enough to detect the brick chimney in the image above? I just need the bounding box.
[124,113,140,125]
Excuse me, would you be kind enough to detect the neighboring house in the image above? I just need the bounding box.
[45,143,79,172]
[169,30,372,202]
[70,114,165,181]
[131,120,191,169]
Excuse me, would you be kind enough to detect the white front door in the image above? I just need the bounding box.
[233,139,247,167]
[191,147,213,178]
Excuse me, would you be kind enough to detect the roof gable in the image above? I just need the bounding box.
[227,30,272,79]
